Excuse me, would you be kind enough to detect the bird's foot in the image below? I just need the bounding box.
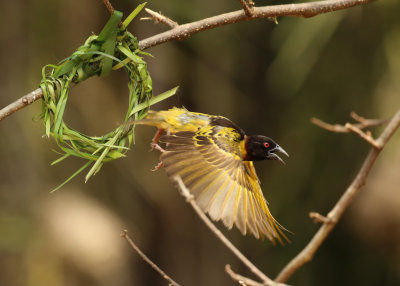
[151,142,166,153]
[151,161,164,171]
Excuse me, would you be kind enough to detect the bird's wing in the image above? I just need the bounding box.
[159,128,287,243]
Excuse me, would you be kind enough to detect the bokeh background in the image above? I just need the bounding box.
[1,0,400,285]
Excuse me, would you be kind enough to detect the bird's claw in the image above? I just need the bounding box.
[152,161,164,171]
[150,142,166,153]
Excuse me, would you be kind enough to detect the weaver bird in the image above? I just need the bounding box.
[136,107,289,243]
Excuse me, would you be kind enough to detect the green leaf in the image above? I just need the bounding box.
[118,46,145,65]
[53,60,77,79]
[97,11,123,42]
[50,161,92,193]
[99,10,124,77]
[122,3,147,28]
[85,134,119,182]
[129,86,179,117]
[51,153,70,165]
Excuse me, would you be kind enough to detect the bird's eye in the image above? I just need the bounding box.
[264,142,270,148]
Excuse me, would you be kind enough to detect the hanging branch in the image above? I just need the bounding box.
[275,109,400,283]
[0,0,375,122]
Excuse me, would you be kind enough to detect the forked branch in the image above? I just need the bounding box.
[311,112,388,148]
[275,109,400,283]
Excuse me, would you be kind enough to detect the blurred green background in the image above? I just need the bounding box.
[1,0,400,285]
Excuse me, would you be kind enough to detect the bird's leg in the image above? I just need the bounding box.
[150,128,164,150]
[149,128,172,171]
[151,143,165,171]
[150,129,166,171]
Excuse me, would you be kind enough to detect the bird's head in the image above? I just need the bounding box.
[244,135,289,164]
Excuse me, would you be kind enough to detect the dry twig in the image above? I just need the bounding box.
[141,8,179,28]
[174,176,288,286]
[238,0,255,18]
[0,0,375,122]
[310,113,387,133]
[311,112,387,148]
[103,0,115,15]
[309,212,334,224]
[103,0,123,28]
[120,230,181,286]
[345,123,381,148]
[275,109,400,283]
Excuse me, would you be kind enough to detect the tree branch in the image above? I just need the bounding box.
[225,264,266,286]
[0,88,43,121]
[141,8,179,28]
[0,0,375,122]
[120,230,181,286]
[138,0,376,50]
[275,109,400,283]
[174,176,288,286]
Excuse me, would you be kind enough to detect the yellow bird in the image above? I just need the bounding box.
[136,107,289,243]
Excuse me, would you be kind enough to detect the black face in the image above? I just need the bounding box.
[245,135,289,163]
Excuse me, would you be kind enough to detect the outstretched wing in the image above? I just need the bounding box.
[159,128,288,243]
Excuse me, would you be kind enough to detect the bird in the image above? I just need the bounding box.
[135,107,289,243]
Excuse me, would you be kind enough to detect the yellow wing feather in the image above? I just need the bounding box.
[160,131,288,243]
[136,108,288,242]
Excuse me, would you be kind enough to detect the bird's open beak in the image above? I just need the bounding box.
[269,145,289,165]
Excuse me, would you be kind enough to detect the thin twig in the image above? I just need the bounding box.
[238,0,255,18]
[120,230,181,286]
[311,112,386,148]
[103,0,115,15]
[0,0,375,122]
[141,8,179,28]
[225,265,267,286]
[350,111,367,123]
[309,212,334,224]
[310,115,387,133]
[174,176,288,286]
[275,109,400,283]
[310,117,350,132]
[345,123,381,148]
[102,0,123,28]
